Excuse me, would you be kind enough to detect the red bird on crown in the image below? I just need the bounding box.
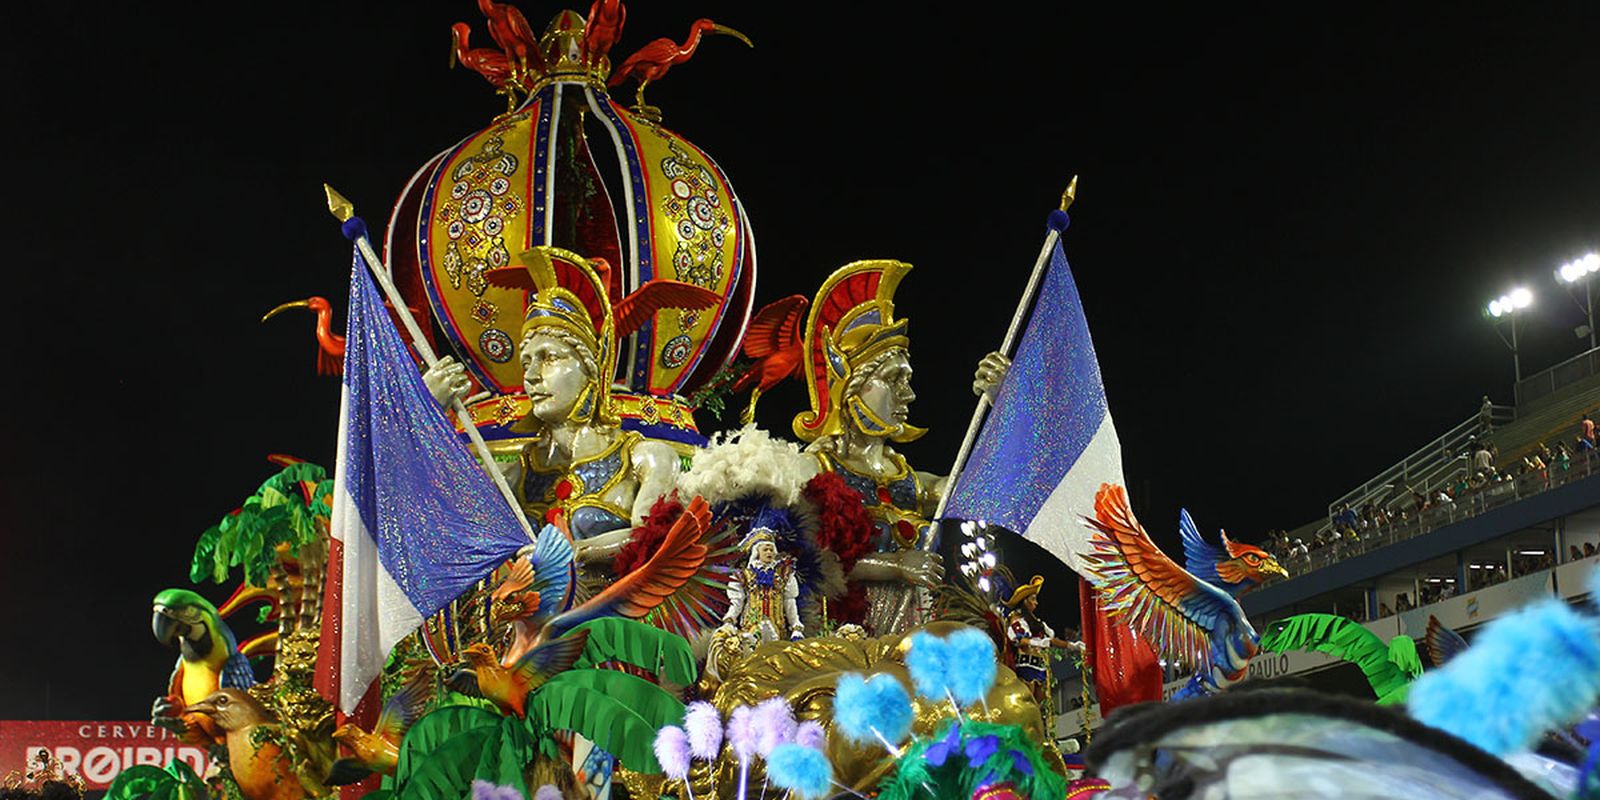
[609,18,753,108]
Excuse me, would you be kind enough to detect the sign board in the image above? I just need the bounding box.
[0,721,212,790]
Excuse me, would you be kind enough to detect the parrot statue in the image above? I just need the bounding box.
[445,634,590,719]
[1081,484,1260,700]
[184,689,308,800]
[1178,509,1290,597]
[150,588,259,742]
[325,684,429,784]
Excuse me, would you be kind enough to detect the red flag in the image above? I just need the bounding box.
[1079,576,1162,715]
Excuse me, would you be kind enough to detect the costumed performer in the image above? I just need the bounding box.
[1003,575,1082,705]
[719,522,805,644]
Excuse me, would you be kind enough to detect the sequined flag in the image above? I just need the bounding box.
[316,249,530,714]
[942,234,1123,572]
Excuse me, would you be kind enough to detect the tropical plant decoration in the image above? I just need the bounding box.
[1259,613,1424,704]
[389,617,696,799]
[103,759,208,800]
[190,461,332,589]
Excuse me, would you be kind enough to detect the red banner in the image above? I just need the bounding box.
[0,721,213,790]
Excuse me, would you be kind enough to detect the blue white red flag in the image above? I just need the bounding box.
[942,225,1123,571]
[316,251,530,714]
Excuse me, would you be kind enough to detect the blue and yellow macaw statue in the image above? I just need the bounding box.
[150,588,262,743]
[1081,484,1259,700]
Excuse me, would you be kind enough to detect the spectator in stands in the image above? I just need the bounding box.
[1288,538,1309,560]
[1378,601,1393,617]
[1473,441,1494,475]
[1396,593,1413,612]
[1584,413,1596,448]
[1571,545,1584,562]
[1586,542,1597,558]
[1333,503,1358,533]
[1480,395,1494,428]
[1555,442,1573,472]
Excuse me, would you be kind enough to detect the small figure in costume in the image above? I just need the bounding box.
[1003,575,1082,704]
[423,247,715,568]
[720,526,805,643]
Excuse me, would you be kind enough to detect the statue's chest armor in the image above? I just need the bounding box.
[521,435,637,539]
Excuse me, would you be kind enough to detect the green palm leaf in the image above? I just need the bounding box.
[525,669,687,772]
[1259,613,1418,704]
[565,618,698,685]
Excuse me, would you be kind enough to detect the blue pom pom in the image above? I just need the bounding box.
[767,743,832,800]
[906,631,952,700]
[834,673,913,745]
[946,628,999,706]
[1409,599,1600,754]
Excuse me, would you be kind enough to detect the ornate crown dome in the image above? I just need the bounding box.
[385,2,756,444]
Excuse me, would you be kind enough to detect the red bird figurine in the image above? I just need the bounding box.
[582,0,626,69]
[475,0,542,75]
[451,22,517,90]
[733,295,809,424]
[609,19,753,107]
[262,297,344,376]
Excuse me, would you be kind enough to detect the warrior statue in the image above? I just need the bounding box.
[424,247,710,568]
[772,259,1007,635]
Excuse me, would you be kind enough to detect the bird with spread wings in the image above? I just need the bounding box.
[1080,484,1260,699]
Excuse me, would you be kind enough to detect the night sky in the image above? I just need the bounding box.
[3,2,1598,719]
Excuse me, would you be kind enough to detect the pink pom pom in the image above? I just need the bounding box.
[654,725,691,780]
[794,720,826,751]
[754,697,798,757]
[684,700,724,761]
[533,787,562,800]
[728,704,759,760]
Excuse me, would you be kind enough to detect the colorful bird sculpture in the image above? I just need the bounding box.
[1081,484,1260,700]
[451,22,517,90]
[446,632,590,719]
[732,295,809,424]
[326,685,429,784]
[608,18,753,107]
[581,0,626,68]
[185,689,307,800]
[150,589,258,743]
[262,297,344,376]
[475,0,542,75]
[1178,509,1289,597]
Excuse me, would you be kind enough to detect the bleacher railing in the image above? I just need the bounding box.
[1282,448,1599,576]
[1516,345,1600,407]
[1325,404,1515,524]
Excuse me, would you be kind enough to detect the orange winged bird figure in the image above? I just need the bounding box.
[1178,509,1289,597]
[1080,484,1261,700]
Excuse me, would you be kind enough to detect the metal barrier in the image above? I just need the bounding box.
[1325,404,1514,525]
[1516,346,1600,407]
[1281,448,1599,576]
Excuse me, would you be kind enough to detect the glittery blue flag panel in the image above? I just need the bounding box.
[339,251,528,616]
[943,238,1121,540]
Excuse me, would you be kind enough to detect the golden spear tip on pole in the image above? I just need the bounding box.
[1060,175,1079,212]
[324,184,355,222]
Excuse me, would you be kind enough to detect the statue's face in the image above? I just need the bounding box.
[520,331,591,423]
[752,541,778,567]
[853,349,915,433]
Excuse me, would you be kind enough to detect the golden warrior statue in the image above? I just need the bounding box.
[424,247,714,568]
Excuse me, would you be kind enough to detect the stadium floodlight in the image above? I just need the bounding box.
[1485,288,1532,382]
[1557,253,1599,349]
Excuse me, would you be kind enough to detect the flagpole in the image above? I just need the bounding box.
[325,184,537,542]
[933,177,1077,523]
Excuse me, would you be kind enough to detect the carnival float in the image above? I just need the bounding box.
[79,2,1600,799]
